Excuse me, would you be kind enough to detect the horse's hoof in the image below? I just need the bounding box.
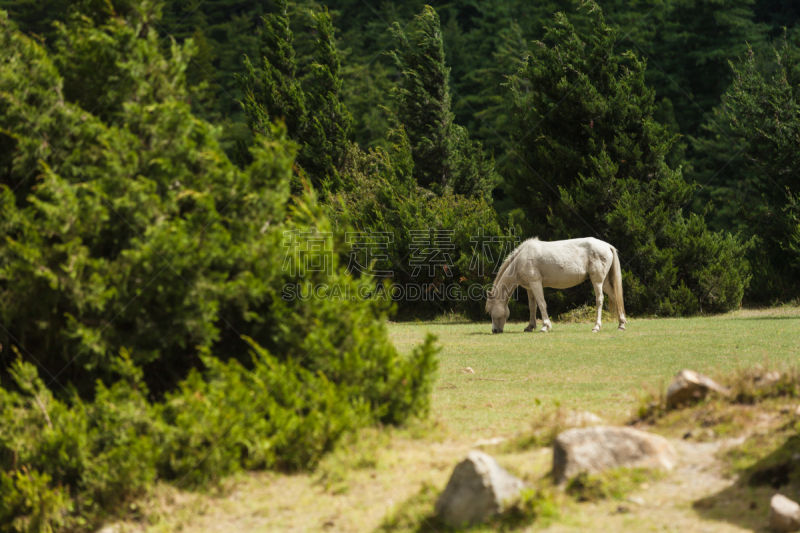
[592,328,600,333]
[540,327,550,333]
[524,325,534,332]
[618,326,626,331]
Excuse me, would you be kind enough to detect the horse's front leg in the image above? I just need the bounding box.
[592,281,604,333]
[531,283,551,332]
[524,288,537,332]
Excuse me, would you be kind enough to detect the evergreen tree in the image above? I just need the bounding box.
[305,8,354,190]
[754,0,800,38]
[724,35,800,300]
[615,0,766,139]
[239,0,353,191]
[683,103,759,234]
[507,0,751,315]
[388,6,497,198]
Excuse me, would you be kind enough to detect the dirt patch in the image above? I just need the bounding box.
[541,437,751,533]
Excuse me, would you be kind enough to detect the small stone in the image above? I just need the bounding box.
[756,370,782,390]
[666,369,729,408]
[472,437,507,447]
[615,505,631,514]
[463,367,475,374]
[435,450,526,526]
[627,496,645,506]
[769,494,800,532]
[553,426,676,485]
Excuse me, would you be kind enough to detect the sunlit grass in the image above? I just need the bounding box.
[389,306,800,438]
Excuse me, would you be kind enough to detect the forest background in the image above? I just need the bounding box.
[5,0,800,318]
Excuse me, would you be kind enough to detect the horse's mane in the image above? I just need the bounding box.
[492,237,539,287]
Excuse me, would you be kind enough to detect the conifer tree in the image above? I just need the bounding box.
[304,8,354,190]
[724,35,800,300]
[388,6,497,198]
[508,0,751,315]
[239,1,353,192]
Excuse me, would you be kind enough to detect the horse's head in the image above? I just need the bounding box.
[485,287,509,334]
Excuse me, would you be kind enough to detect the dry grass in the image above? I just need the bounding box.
[554,303,614,324]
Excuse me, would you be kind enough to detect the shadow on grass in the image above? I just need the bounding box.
[692,431,800,531]
[466,330,534,336]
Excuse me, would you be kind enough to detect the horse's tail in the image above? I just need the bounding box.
[611,246,626,323]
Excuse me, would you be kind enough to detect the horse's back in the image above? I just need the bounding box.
[522,237,613,288]
[528,237,612,258]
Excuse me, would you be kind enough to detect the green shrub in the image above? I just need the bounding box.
[0,353,158,531]
[158,333,437,486]
[0,6,440,531]
[0,328,437,531]
[334,129,518,319]
[0,5,438,403]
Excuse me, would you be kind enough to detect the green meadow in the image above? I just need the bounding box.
[389,306,800,437]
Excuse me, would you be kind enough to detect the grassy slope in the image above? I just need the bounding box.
[134,307,800,533]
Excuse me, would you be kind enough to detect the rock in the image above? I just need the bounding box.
[627,496,645,506]
[552,426,677,485]
[666,369,729,408]
[472,437,507,447]
[435,450,526,526]
[463,367,475,374]
[564,410,604,427]
[769,494,800,532]
[756,371,782,390]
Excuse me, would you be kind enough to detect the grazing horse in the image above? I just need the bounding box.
[485,237,627,334]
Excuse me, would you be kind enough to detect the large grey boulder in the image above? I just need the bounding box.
[770,494,800,532]
[552,426,677,485]
[435,450,526,526]
[666,369,729,408]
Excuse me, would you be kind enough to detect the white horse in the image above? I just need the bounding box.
[485,237,627,333]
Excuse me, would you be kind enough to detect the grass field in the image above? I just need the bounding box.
[137,306,800,533]
[390,306,800,439]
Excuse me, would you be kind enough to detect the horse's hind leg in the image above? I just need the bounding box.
[524,288,537,332]
[603,277,625,331]
[591,279,605,333]
[531,283,551,332]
